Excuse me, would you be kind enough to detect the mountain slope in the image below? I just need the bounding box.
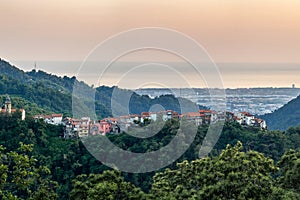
[0,59,202,118]
[261,95,300,130]
[0,58,29,82]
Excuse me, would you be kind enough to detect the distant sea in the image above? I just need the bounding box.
[11,61,300,89]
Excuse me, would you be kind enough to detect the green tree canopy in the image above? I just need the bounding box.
[70,170,146,200]
[151,141,280,200]
[277,149,300,194]
[0,142,58,200]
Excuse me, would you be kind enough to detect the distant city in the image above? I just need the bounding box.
[135,87,300,115]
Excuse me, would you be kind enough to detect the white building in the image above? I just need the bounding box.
[34,114,63,125]
[237,112,255,126]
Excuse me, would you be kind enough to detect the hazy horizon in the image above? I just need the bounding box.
[8,60,300,89]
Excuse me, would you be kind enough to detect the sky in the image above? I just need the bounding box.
[1,0,300,88]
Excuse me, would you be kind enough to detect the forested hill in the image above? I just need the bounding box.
[0,58,203,117]
[260,95,300,130]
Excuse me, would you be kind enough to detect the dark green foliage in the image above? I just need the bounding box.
[151,142,279,200]
[0,114,300,199]
[0,142,58,200]
[70,170,147,200]
[0,73,73,115]
[277,149,300,194]
[0,58,29,82]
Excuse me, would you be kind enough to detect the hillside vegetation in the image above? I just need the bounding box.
[0,113,299,199]
[261,95,300,130]
[0,59,203,119]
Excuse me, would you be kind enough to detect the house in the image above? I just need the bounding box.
[150,112,157,121]
[141,112,151,123]
[78,124,89,137]
[1,95,26,120]
[62,117,91,138]
[233,112,267,130]
[63,117,75,138]
[89,118,121,136]
[199,110,213,124]
[210,110,218,123]
[129,114,141,124]
[90,120,111,135]
[77,117,90,137]
[51,114,63,124]
[34,113,63,125]
[159,110,179,121]
[118,115,130,123]
[182,112,203,126]
[254,118,267,129]
[233,116,242,124]
[237,112,255,126]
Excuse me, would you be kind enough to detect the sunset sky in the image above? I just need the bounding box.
[1,0,300,88]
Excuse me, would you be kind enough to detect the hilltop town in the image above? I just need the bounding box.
[1,94,267,139]
[34,109,267,138]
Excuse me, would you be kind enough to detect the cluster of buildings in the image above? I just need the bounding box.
[34,109,267,138]
[63,117,120,138]
[1,95,26,120]
[233,111,267,129]
[33,114,120,138]
[0,95,267,138]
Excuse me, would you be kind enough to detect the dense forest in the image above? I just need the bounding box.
[0,113,299,199]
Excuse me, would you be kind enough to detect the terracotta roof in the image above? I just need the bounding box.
[255,118,264,123]
[241,112,253,116]
[183,112,201,117]
[119,116,130,119]
[141,112,150,116]
[199,110,212,113]
[109,118,117,121]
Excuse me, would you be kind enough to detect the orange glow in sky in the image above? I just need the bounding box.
[1,0,300,62]
[1,0,300,88]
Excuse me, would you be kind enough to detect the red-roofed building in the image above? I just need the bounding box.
[199,109,218,124]
[236,112,255,126]
[182,112,202,126]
